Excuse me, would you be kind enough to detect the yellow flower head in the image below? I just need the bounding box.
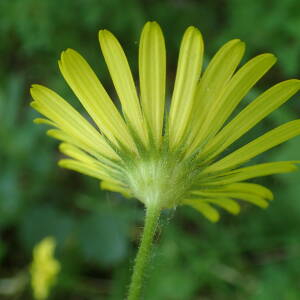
[31,21,300,222]
[30,237,60,300]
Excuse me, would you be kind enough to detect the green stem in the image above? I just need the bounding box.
[127,203,161,300]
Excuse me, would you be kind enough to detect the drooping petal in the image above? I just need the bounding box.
[100,181,132,198]
[201,161,298,185]
[186,182,273,218]
[195,182,273,200]
[200,79,300,161]
[59,49,136,152]
[58,159,122,184]
[47,129,95,155]
[47,129,121,171]
[99,29,148,145]
[187,39,245,151]
[30,84,118,160]
[193,190,269,208]
[34,118,57,127]
[224,183,273,200]
[139,21,166,146]
[47,129,79,145]
[59,143,98,164]
[204,120,300,173]
[168,26,204,149]
[183,199,220,222]
[59,142,123,174]
[201,198,240,215]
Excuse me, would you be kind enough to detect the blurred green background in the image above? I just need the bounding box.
[1,0,300,299]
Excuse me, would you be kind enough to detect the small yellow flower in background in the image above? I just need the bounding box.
[30,237,60,300]
[31,21,300,222]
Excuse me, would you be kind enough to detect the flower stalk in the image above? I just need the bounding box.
[127,203,161,300]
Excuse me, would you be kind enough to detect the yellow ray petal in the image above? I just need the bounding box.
[30,85,118,160]
[193,190,269,208]
[59,49,136,152]
[59,143,101,165]
[34,118,56,127]
[201,79,300,161]
[189,53,276,155]
[98,29,148,145]
[139,21,166,146]
[222,183,273,200]
[204,120,300,173]
[202,161,298,185]
[183,199,220,222]
[47,129,77,144]
[59,141,123,172]
[47,129,86,150]
[58,159,118,183]
[47,130,121,171]
[201,198,240,215]
[187,39,245,149]
[168,26,204,149]
[194,182,273,200]
[47,129,92,154]
[100,181,132,198]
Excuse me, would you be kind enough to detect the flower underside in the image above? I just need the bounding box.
[31,21,300,222]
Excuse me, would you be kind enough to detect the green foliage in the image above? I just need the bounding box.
[1,0,300,299]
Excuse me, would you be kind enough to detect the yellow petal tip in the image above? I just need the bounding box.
[58,159,68,168]
[98,29,111,39]
[30,84,42,92]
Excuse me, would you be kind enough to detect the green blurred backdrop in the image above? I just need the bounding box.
[1,0,300,299]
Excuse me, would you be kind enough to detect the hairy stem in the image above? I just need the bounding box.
[127,203,161,300]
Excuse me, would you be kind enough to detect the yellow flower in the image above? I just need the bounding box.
[31,21,300,222]
[30,237,60,300]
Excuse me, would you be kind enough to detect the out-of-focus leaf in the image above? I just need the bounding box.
[77,210,129,266]
[0,169,21,227]
[18,205,74,252]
